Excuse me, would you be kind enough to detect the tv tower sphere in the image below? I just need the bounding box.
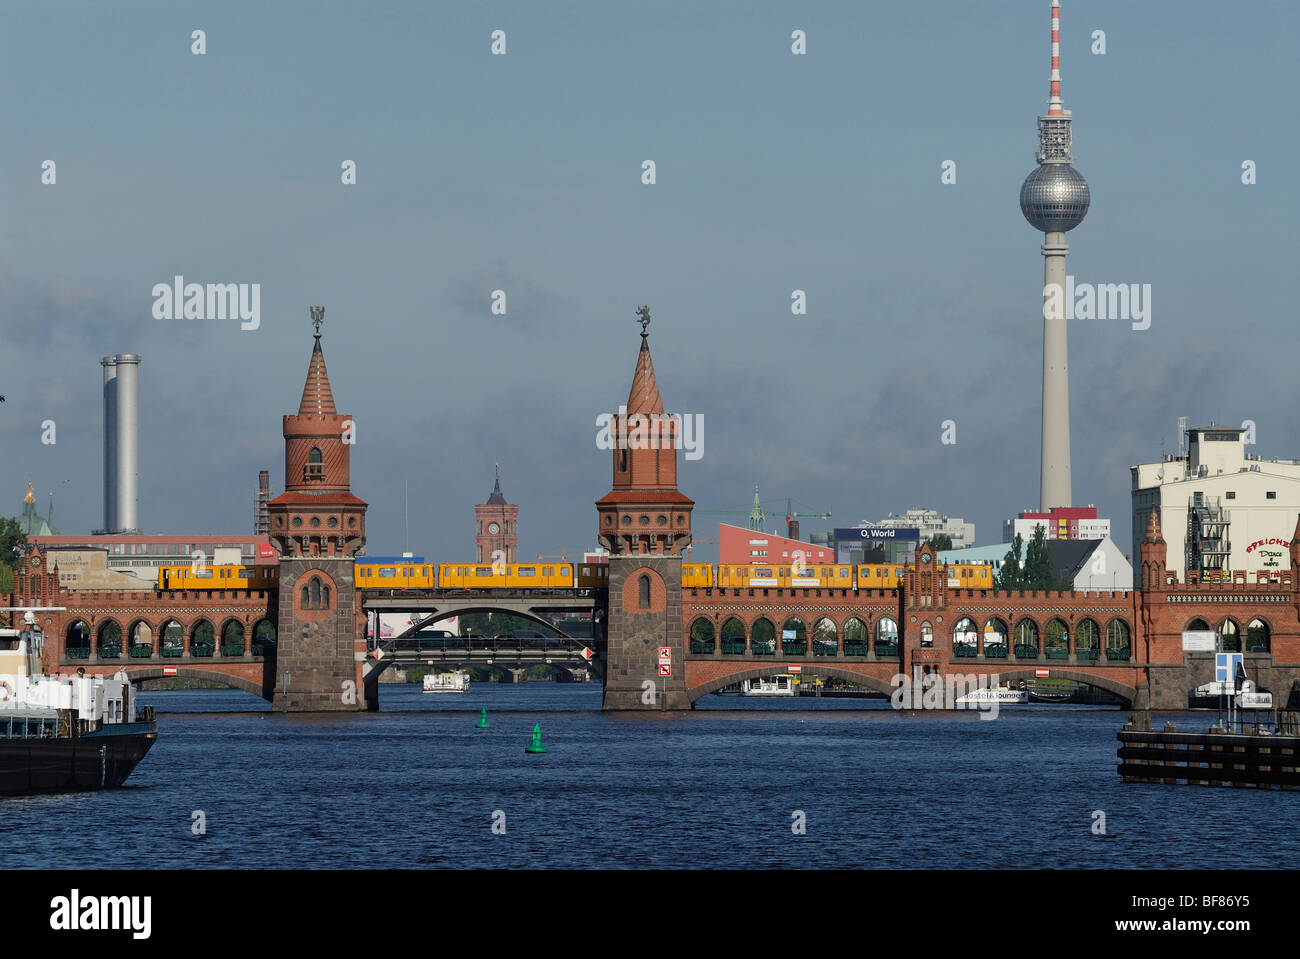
[1020,162,1089,233]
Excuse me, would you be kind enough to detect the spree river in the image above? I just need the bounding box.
[3,684,1293,869]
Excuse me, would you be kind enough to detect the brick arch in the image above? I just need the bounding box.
[119,665,272,701]
[621,567,665,614]
[686,664,897,703]
[981,667,1139,707]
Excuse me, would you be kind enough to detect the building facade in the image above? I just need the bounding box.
[718,522,834,566]
[1131,425,1300,578]
[1003,505,1111,544]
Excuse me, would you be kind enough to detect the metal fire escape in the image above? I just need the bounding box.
[1186,492,1231,573]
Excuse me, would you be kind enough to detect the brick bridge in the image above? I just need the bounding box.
[10,316,1300,712]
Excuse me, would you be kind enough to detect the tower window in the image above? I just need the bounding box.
[305,447,324,481]
[619,449,627,473]
[639,574,650,609]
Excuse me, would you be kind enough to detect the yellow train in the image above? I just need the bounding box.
[438,563,577,589]
[157,565,279,590]
[156,557,992,593]
[717,564,854,588]
[354,561,436,589]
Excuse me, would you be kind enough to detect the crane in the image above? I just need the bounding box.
[695,485,832,539]
[535,546,568,561]
[694,485,766,531]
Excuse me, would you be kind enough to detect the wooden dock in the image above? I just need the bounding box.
[1117,719,1300,789]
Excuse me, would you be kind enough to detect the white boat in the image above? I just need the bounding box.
[740,674,797,697]
[422,670,470,693]
[955,686,1028,705]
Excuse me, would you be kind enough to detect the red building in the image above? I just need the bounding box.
[718,522,834,565]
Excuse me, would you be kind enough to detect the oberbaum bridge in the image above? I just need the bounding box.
[10,311,1300,712]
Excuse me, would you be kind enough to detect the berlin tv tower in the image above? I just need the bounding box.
[1020,0,1090,511]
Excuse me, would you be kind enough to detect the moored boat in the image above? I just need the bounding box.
[422,670,471,693]
[0,613,157,796]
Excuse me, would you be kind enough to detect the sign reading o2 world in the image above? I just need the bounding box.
[835,527,921,541]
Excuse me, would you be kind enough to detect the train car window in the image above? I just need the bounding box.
[562,567,571,576]
[196,569,213,579]
[475,568,494,577]
[379,568,397,578]
[517,567,536,576]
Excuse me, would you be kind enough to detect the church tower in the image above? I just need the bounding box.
[597,307,694,710]
[266,307,369,711]
[1138,508,1168,590]
[475,466,518,563]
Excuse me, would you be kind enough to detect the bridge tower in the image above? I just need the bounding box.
[475,465,518,563]
[597,307,695,710]
[267,307,369,711]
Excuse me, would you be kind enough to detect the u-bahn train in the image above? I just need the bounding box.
[157,565,279,590]
[157,559,993,592]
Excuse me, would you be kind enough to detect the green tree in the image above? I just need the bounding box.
[929,533,954,552]
[0,517,27,572]
[996,534,1024,589]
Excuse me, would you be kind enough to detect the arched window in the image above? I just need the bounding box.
[310,577,322,609]
[322,584,331,608]
[689,617,715,654]
[301,584,310,608]
[639,574,650,609]
[619,449,627,472]
[305,447,324,481]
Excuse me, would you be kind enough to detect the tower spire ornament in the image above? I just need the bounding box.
[1020,0,1089,513]
[310,305,325,338]
[635,305,650,339]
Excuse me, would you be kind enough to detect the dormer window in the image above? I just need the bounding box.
[305,447,324,482]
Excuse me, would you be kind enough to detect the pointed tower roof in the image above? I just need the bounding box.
[1142,508,1164,544]
[626,331,664,415]
[24,477,34,505]
[297,335,338,417]
[486,464,508,505]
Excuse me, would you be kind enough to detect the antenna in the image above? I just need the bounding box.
[404,479,409,554]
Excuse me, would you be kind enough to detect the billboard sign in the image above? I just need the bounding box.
[835,527,921,542]
[1181,631,1217,652]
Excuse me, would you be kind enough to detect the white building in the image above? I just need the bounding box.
[1131,424,1300,578]
[871,509,975,548]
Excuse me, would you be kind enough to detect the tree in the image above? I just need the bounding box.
[0,517,27,572]
[1019,524,1073,590]
[929,533,954,552]
[996,534,1024,590]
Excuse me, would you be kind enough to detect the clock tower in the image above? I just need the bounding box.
[475,465,518,564]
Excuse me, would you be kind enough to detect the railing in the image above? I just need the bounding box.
[953,644,978,658]
[721,639,747,655]
[751,640,776,656]
[781,640,807,656]
[1076,647,1101,661]
[843,640,869,657]
[1045,647,1069,660]
[65,646,90,661]
[99,645,122,659]
[874,642,899,657]
[129,644,153,658]
[812,641,838,657]
[1107,647,1131,661]
[689,638,715,654]
[1014,644,1039,659]
[984,643,1008,659]
[220,643,246,657]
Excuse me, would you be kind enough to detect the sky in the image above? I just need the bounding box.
[1,0,1296,564]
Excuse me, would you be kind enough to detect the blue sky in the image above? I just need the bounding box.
[2,0,1295,562]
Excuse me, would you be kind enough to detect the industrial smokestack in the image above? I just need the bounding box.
[100,356,118,533]
[99,353,140,533]
[114,354,140,532]
[256,470,270,534]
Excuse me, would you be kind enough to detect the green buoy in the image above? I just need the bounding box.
[475,708,490,729]
[524,722,547,754]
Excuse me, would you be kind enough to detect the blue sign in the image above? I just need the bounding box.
[834,527,921,541]
[1215,652,1243,685]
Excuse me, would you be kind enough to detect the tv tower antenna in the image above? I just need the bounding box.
[1020,0,1090,513]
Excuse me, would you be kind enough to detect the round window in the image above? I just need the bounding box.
[656,515,667,526]
[292,518,303,528]
[327,517,338,527]
[310,517,321,528]
[639,515,650,526]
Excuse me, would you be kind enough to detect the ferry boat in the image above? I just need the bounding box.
[422,670,471,693]
[740,674,797,697]
[955,685,1029,706]
[0,613,157,796]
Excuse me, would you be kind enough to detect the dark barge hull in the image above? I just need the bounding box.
[0,721,157,796]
